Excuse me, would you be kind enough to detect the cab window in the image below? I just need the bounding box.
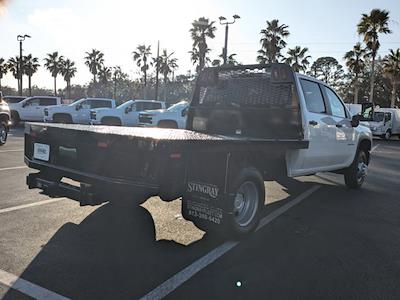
[26,98,40,106]
[39,98,57,106]
[323,86,347,118]
[300,79,326,114]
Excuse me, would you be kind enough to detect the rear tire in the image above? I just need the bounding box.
[382,130,391,140]
[0,122,8,146]
[11,111,20,126]
[344,149,368,189]
[225,167,265,239]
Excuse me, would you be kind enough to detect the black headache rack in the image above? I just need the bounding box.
[187,63,304,140]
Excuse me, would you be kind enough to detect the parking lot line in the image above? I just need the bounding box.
[140,185,321,300]
[0,166,28,172]
[0,198,65,214]
[0,149,24,153]
[371,144,379,152]
[0,269,70,300]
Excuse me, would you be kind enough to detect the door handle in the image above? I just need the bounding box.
[309,120,318,126]
[336,124,343,128]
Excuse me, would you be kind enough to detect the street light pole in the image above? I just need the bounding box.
[219,15,240,65]
[17,34,31,96]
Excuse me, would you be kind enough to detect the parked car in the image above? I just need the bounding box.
[25,63,372,238]
[90,100,166,126]
[9,96,62,124]
[44,98,116,124]
[0,92,11,146]
[138,101,189,128]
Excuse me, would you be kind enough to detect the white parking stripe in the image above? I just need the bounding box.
[0,198,64,214]
[0,166,27,172]
[0,149,24,153]
[371,144,379,152]
[0,269,70,300]
[140,185,321,300]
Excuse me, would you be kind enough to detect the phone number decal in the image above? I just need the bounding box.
[186,200,223,224]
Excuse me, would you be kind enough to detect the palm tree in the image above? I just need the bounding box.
[212,54,239,67]
[132,45,152,86]
[0,58,8,89]
[98,65,111,84]
[112,66,128,100]
[382,49,400,108]
[60,59,77,99]
[285,46,311,73]
[158,49,178,100]
[44,52,64,96]
[357,9,391,103]
[257,19,289,64]
[7,56,21,90]
[344,43,368,104]
[84,49,104,83]
[23,54,40,96]
[189,17,216,73]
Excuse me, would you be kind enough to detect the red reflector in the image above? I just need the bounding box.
[97,141,108,148]
[170,153,181,159]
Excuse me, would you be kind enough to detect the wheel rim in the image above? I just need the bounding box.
[356,153,368,184]
[233,181,259,227]
[385,132,390,139]
[0,125,6,143]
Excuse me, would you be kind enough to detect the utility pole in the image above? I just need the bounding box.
[155,40,160,100]
[218,15,240,65]
[17,34,31,96]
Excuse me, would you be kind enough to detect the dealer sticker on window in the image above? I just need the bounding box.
[33,143,50,161]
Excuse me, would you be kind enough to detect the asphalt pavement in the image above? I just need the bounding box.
[0,127,399,299]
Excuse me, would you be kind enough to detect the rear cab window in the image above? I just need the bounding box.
[91,100,112,108]
[300,79,326,114]
[39,98,57,106]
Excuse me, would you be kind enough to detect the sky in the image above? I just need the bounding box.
[0,0,399,91]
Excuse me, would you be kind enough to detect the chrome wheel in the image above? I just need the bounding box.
[356,153,368,185]
[0,124,7,144]
[234,181,259,227]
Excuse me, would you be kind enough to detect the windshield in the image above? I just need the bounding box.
[68,98,85,106]
[167,102,187,112]
[117,100,133,109]
[373,112,384,122]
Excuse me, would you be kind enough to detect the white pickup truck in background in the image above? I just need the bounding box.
[90,100,165,126]
[9,96,62,124]
[138,101,189,128]
[44,98,116,124]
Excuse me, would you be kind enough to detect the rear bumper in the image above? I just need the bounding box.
[25,156,160,202]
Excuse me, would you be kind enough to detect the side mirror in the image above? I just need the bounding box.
[22,102,27,108]
[181,108,188,117]
[125,107,130,114]
[351,114,360,127]
[75,104,81,111]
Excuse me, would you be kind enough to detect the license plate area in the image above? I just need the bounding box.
[33,143,50,161]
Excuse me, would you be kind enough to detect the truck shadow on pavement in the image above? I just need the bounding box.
[3,178,319,299]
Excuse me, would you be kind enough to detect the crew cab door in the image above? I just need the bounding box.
[321,85,357,166]
[20,98,40,120]
[287,78,338,176]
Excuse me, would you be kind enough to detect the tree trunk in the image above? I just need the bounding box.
[113,80,117,100]
[369,54,376,103]
[163,75,167,102]
[143,70,147,100]
[28,75,32,96]
[354,73,359,104]
[93,74,96,83]
[0,77,2,90]
[391,83,397,108]
[67,80,71,99]
[54,76,57,96]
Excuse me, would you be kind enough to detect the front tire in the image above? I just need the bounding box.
[0,122,8,146]
[382,130,391,140]
[344,149,368,189]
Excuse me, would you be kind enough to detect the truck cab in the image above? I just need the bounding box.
[138,101,189,128]
[10,96,61,124]
[0,92,11,145]
[368,108,400,140]
[44,98,116,124]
